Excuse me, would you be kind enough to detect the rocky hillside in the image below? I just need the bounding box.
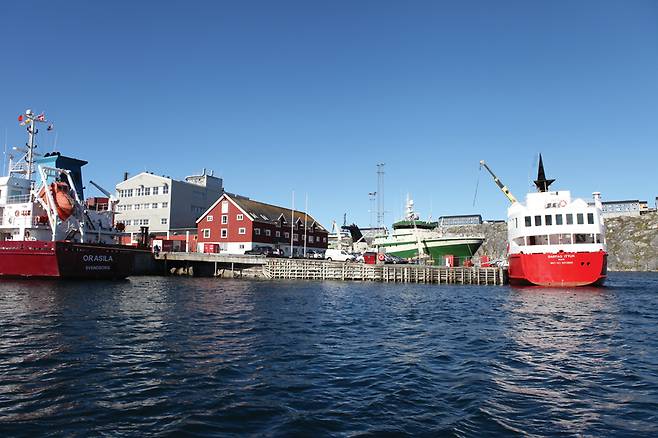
[448,212,658,271]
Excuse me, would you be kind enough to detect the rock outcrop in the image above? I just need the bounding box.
[447,212,658,271]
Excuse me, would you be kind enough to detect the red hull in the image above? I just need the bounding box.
[508,251,607,287]
[0,241,136,279]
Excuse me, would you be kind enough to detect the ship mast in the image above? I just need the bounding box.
[479,160,518,204]
[16,109,51,181]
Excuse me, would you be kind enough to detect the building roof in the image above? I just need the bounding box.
[199,193,327,231]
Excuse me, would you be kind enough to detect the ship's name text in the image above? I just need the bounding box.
[83,255,114,262]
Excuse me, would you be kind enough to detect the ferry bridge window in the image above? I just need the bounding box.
[555,214,563,225]
[566,214,573,225]
[515,218,518,228]
[525,216,532,227]
[587,213,594,224]
[549,233,572,245]
[577,213,584,225]
[513,237,525,246]
[596,234,603,243]
[574,233,595,244]
[534,215,542,226]
[545,215,552,226]
[527,235,548,245]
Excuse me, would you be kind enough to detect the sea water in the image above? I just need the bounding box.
[0,272,656,436]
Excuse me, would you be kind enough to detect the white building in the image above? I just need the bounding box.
[115,169,223,242]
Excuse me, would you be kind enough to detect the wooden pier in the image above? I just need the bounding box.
[264,259,506,285]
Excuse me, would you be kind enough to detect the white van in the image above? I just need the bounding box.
[324,248,356,262]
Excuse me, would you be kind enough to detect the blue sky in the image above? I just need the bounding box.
[1,1,657,227]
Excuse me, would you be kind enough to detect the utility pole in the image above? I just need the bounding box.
[376,163,385,231]
[368,191,376,229]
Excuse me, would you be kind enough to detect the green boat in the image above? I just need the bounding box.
[372,198,484,264]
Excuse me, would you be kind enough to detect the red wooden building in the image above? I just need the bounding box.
[196,193,328,256]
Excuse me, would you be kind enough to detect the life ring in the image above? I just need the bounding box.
[14,210,19,217]
[558,200,567,207]
[378,253,385,261]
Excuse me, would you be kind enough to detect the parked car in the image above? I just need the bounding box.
[384,254,408,264]
[305,250,324,259]
[244,246,273,256]
[324,248,356,262]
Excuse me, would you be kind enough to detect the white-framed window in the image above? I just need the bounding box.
[143,203,150,209]
[221,200,228,213]
[161,218,168,224]
[309,236,314,243]
[221,228,228,238]
[207,215,214,222]
[162,202,168,208]
[284,232,289,238]
[135,187,143,196]
[254,228,261,236]
[221,215,228,224]
[236,214,243,221]
[152,203,158,209]
[163,185,169,194]
[275,231,280,237]
[293,234,298,242]
[239,244,244,249]
[202,228,210,238]
[265,229,271,237]
[238,227,246,235]
[152,187,159,195]
[144,187,150,196]
[134,204,141,210]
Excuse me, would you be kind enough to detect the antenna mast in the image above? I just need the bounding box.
[376,163,385,230]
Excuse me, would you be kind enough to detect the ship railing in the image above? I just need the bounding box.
[6,194,31,204]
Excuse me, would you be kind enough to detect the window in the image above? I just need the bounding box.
[207,215,213,222]
[587,213,594,224]
[161,218,168,225]
[514,218,518,229]
[221,215,228,224]
[126,189,133,197]
[555,214,563,225]
[525,216,532,227]
[134,204,141,210]
[162,202,168,208]
[293,234,299,242]
[549,234,571,245]
[284,232,290,238]
[152,187,159,195]
[254,228,261,236]
[534,215,542,226]
[202,229,210,238]
[545,215,552,226]
[527,235,548,245]
[221,201,228,213]
[275,231,280,237]
[574,233,595,244]
[221,229,228,238]
[309,236,314,243]
[265,229,271,236]
[238,227,246,235]
[577,213,584,225]
[163,185,169,194]
[239,244,244,249]
[143,203,150,209]
[152,203,158,209]
[513,237,525,246]
[144,187,150,196]
[135,188,143,196]
[566,214,573,225]
[237,214,244,221]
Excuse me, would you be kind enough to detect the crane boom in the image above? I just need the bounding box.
[89,180,113,198]
[479,160,518,204]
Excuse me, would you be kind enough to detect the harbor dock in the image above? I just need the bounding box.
[154,253,507,285]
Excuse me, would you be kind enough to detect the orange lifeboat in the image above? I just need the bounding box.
[39,182,75,221]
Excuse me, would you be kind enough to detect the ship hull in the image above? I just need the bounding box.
[377,238,484,265]
[0,241,136,279]
[508,251,607,287]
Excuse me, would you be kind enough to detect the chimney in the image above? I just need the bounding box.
[592,192,602,210]
[123,171,129,181]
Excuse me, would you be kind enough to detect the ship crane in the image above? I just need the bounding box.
[479,160,518,204]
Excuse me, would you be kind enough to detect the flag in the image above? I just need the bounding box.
[36,113,46,122]
[18,114,23,122]
[47,123,54,131]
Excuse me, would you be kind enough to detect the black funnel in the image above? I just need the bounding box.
[534,154,555,192]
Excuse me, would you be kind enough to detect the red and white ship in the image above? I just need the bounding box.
[0,109,138,279]
[481,156,607,287]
